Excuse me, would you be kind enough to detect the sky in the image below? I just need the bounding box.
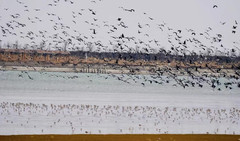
[0,0,240,56]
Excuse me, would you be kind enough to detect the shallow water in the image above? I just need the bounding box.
[0,70,239,135]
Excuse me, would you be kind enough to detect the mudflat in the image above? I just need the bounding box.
[0,134,240,141]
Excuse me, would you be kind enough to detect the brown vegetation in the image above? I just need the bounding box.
[0,49,239,69]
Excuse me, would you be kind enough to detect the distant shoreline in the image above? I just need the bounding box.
[1,48,240,70]
[0,48,239,76]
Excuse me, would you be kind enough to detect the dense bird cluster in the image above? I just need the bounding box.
[12,70,240,91]
[0,101,239,134]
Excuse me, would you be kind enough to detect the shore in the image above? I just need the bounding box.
[0,64,237,77]
[0,134,240,141]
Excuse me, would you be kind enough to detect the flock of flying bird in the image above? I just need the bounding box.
[0,0,239,54]
[0,0,240,90]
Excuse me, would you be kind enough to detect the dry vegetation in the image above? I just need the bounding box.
[1,49,240,71]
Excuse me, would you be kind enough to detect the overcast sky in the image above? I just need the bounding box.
[0,0,240,55]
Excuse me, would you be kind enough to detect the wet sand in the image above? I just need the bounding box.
[0,65,237,76]
[0,134,240,141]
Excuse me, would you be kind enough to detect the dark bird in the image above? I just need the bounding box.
[24,72,33,80]
[217,34,222,38]
[2,29,6,34]
[149,17,154,20]
[119,7,135,12]
[213,5,218,8]
[18,74,23,78]
[126,9,135,12]
[220,21,226,25]
[211,83,216,88]
[93,29,96,34]
[120,33,124,39]
[89,9,96,15]
[138,23,142,28]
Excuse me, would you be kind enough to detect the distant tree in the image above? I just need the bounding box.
[135,45,140,53]
[7,42,11,49]
[87,42,93,52]
[23,44,29,50]
[63,41,68,51]
[215,48,222,56]
[231,48,236,57]
[39,41,46,50]
[13,41,19,49]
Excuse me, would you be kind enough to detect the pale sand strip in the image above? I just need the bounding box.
[0,65,237,76]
